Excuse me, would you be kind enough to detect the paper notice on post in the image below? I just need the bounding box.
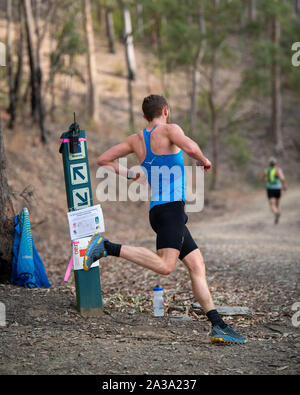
[67,204,105,240]
[72,237,99,270]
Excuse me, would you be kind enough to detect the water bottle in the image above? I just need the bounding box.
[153,285,164,317]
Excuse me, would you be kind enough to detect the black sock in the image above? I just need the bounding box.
[104,240,121,257]
[206,309,227,329]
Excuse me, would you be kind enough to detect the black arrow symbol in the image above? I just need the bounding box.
[75,191,88,206]
[73,165,85,181]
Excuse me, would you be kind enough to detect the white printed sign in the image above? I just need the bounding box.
[67,204,105,240]
[72,236,99,270]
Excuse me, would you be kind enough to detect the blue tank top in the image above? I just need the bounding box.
[141,125,186,210]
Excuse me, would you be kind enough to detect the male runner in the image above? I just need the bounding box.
[260,157,287,224]
[84,94,247,344]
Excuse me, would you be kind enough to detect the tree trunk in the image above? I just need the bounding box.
[82,0,100,122]
[189,62,199,138]
[6,0,15,129]
[0,116,15,282]
[34,0,47,143]
[291,0,299,14]
[136,3,144,39]
[271,15,283,153]
[209,0,219,190]
[209,50,218,191]
[49,22,56,121]
[189,4,206,138]
[105,9,115,54]
[97,0,103,26]
[121,2,136,130]
[122,4,137,81]
[23,0,47,142]
[23,0,38,121]
[248,0,256,21]
[127,78,134,131]
[12,3,24,122]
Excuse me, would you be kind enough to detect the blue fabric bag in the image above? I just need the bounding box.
[11,208,51,288]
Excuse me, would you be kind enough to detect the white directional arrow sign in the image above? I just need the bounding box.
[72,187,90,210]
[70,163,88,185]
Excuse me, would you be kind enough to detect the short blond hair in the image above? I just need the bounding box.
[269,157,277,166]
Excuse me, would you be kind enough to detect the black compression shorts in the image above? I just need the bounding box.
[149,201,198,260]
[267,189,281,199]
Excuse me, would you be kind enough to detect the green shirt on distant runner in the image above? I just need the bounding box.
[265,167,282,190]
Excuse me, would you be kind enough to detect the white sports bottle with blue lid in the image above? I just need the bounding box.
[153,285,164,317]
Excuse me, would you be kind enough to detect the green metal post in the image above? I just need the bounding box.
[60,121,103,316]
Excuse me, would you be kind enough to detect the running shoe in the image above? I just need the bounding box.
[274,213,280,225]
[210,324,248,344]
[83,233,108,271]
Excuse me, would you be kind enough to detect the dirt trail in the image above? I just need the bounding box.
[0,188,299,375]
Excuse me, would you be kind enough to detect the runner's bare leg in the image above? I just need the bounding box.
[182,248,215,313]
[269,198,279,214]
[120,245,179,275]
[120,245,215,313]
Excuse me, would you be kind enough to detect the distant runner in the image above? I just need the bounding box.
[84,94,247,344]
[261,157,287,224]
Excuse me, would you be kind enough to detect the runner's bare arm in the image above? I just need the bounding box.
[167,124,211,170]
[97,135,139,179]
[260,170,266,182]
[277,167,287,190]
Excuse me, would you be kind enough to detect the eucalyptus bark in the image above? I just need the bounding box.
[0,117,15,282]
[248,0,256,21]
[82,0,100,122]
[292,0,299,14]
[23,0,37,121]
[34,0,47,143]
[189,4,206,138]
[208,49,218,191]
[122,4,137,81]
[13,5,24,120]
[209,0,219,190]
[105,9,115,54]
[121,2,137,130]
[271,15,283,153]
[136,3,144,39]
[6,0,15,129]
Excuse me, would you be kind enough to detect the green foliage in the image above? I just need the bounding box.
[281,13,300,94]
[194,121,209,149]
[256,0,291,22]
[50,1,86,79]
[239,64,271,99]
[288,66,300,95]
[52,20,86,60]
[113,6,124,41]
[225,131,250,167]
[240,0,300,100]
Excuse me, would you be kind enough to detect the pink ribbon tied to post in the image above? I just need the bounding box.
[59,137,86,144]
[64,241,79,282]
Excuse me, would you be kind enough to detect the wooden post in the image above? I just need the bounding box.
[60,120,103,316]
